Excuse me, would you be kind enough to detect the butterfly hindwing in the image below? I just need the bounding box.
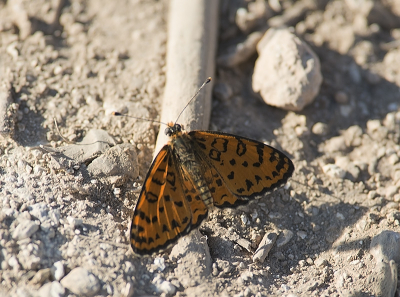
[130,146,193,255]
[188,130,294,206]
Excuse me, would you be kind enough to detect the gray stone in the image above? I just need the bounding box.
[87,143,138,185]
[252,28,322,111]
[276,230,294,247]
[253,232,278,263]
[370,230,400,263]
[51,261,65,281]
[28,203,49,222]
[60,267,100,297]
[37,281,65,297]
[12,220,39,240]
[323,164,346,179]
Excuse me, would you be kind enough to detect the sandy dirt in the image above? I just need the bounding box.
[1,0,400,296]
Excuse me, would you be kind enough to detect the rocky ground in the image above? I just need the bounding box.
[1,0,400,296]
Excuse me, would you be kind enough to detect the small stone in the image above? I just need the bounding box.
[336,212,345,220]
[276,230,294,247]
[388,154,399,165]
[28,203,49,222]
[37,281,65,297]
[370,231,400,263]
[8,255,20,268]
[311,122,328,135]
[368,191,378,200]
[324,136,346,153]
[252,28,322,111]
[335,91,349,104]
[67,216,83,229]
[30,268,51,285]
[123,282,135,297]
[253,232,278,263]
[153,257,166,272]
[236,238,252,252]
[12,220,39,240]
[60,267,100,297]
[297,231,307,239]
[386,185,399,198]
[51,261,65,281]
[314,258,328,267]
[366,119,382,133]
[323,164,346,179]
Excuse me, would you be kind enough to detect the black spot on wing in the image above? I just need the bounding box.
[171,220,180,229]
[174,201,184,207]
[227,171,235,180]
[255,175,262,184]
[146,191,158,203]
[246,179,254,191]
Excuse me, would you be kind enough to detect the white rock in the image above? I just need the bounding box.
[28,203,49,222]
[12,219,39,240]
[123,282,135,297]
[51,261,65,281]
[60,267,100,297]
[37,281,65,297]
[323,164,346,179]
[252,28,322,111]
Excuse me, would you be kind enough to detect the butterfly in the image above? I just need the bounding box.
[117,79,294,256]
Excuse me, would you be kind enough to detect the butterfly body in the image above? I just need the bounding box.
[130,123,294,255]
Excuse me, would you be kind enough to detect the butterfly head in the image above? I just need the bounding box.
[165,122,184,137]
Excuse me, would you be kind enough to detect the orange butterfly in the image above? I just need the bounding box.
[118,79,294,256]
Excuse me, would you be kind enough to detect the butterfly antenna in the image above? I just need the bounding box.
[112,112,168,126]
[174,77,212,124]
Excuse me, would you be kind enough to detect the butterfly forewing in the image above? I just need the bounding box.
[130,144,211,255]
[188,131,294,205]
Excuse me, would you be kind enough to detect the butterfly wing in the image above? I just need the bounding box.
[130,146,193,255]
[130,145,209,255]
[188,131,294,207]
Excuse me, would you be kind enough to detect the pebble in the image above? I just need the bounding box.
[314,258,328,267]
[30,268,51,285]
[87,143,138,183]
[334,91,349,104]
[343,125,363,147]
[336,212,345,220]
[324,136,346,153]
[66,216,83,229]
[311,122,328,135]
[51,261,65,281]
[370,230,400,263]
[37,281,65,297]
[236,238,252,252]
[12,219,39,240]
[297,231,307,239]
[153,257,166,272]
[153,276,176,296]
[253,232,278,263]
[123,282,135,297]
[322,164,346,179]
[386,185,399,198]
[276,230,294,247]
[252,28,322,111]
[60,267,100,297]
[28,203,49,222]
